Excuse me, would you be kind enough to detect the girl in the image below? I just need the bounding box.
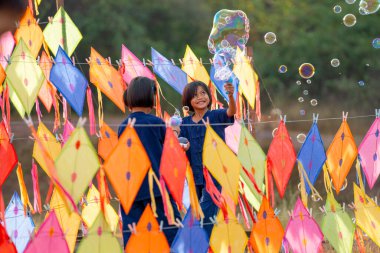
[119,76,181,247]
[180,80,235,236]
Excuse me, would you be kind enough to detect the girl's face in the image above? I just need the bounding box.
[190,86,210,111]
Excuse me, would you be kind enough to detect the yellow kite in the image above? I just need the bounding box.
[233,47,257,109]
[77,212,123,253]
[49,188,81,253]
[81,185,120,233]
[55,125,100,204]
[32,122,61,177]
[203,125,241,203]
[5,39,44,117]
[182,45,210,84]
[38,51,55,112]
[14,7,43,58]
[89,47,125,112]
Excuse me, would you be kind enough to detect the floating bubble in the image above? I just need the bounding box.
[298,97,304,103]
[299,63,315,79]
[278,65,288,73]
[306,79,312,84]
[331,58,340,67]
[345,0,356,4]
[372,38,380,49]
[303,90,309,96]
[299,109,306,116]
[358,0,380,14]
[296,80,302,86]
[297,133,306,143]
[358,80,365,86]
[333,5,342,13]
[343,14,357,27]
[208,9,250,54]
[264,32,277,44]
[310,99,318,106]
[272,128,278,137]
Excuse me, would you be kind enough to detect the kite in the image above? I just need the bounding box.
[284,198,323,253]
[151,47,188,94]
[267,119,296,199]
[358,113,380,189]
[5,192,35,253]
[50,46,88,116]
[171,208,209,253]
[82,185,120,233]
[37,51,55,112]
[0,65,5,90]
[32,121,61,177]
[0,121,18,186]
[225,120,241,154]
[77,212,123,253]
[43,7,82,57]
[249,196,284,253]
[237,124,266,210]
[121,44,155,84]
[181,45,209,84]
[326,116,357,194]
[14,7,43,58]
[0,222,17,253]
[55,125,100,204]
[49,188,81,253]
[209,208,248,253]
[233,48,258,109]
[5,38,45,117]
[203,125,241,203]
[62,119,74,144]
[125,204,170,253]
[103,125,151,214]
[0,31,15,69]
[24,211,70,253]
[89,47,125,112]
[297,120,326,194]
[97,122,118,160]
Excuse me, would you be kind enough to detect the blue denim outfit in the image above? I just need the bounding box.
[180,109,234,236]
[118,112,180,247]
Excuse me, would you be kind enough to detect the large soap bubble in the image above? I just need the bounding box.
[208,9,249,81]
[359,0,380,14]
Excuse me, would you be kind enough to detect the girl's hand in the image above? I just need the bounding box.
[224,83,234,96]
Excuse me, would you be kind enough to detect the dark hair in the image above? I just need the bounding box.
[123,76,157,108]
[182,81,212,112]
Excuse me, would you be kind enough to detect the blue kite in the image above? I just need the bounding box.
[50,46,88,116]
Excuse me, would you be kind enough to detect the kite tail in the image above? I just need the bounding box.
[239,181,255,223]
[45,180,54,205]
[154,81,162,118]
[203,167,228,219]
[186,164,204,219]
[16,163,35,215]
[354,228,366,253]
[265,158,275,207]
[52,93,60,133]
[31,160,42,213]
[242,166,263,195]
[238,196,250,229]
[97,87,103,129]
[96,167,107,215]
[255,79,261,121]
[236,93,241,120]
[35,98,42,123]
[86,87,96,135]
[159,177,175,225]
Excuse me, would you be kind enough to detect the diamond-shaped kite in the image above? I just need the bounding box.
[14,7,43,58]
[97,122,118,160]
[358,116,380,189]
[89,47,125,112]
[0,222,17,253]
[326,118,357,194]
[5,38,44,116]
[55,126,100,204]
[43,7,82,57]
[50,46,88,116]
[103,125,151,214]
[0,121,18,186]
[5,192,35,253]
[0,31,15,69]
[38,51,55,112]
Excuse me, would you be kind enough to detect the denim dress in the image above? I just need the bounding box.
[180,109,234,236]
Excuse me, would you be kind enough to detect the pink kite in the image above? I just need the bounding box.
[284,198,323,253]
[0,31,15,69]
[225,120,242,154]
[358,114,380,189]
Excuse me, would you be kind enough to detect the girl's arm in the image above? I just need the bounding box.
[224,83,236,117]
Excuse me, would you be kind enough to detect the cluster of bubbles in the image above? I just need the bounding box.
[264,32,277,45]
[208,9,249,81]
[298,63,315,79]
[359,0,380,15]
[331,58,340,67]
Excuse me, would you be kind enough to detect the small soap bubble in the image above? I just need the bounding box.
[296,80,302,86]
[300,109,306,116]
[264,32,277,44]
[358,80,365,86]
[331,58,340,67]
[297,133,306,143]
[333,5,342,13]
[310,99,318,106]
[298,97,304,103]
[372,38,380,49]
[345,0,356,4]
[299,63,315,79]
[303,90,309,96]
[272,128,278,137]
[278,65,288,73]
[306,79,312,84]
[343,14,357,27]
